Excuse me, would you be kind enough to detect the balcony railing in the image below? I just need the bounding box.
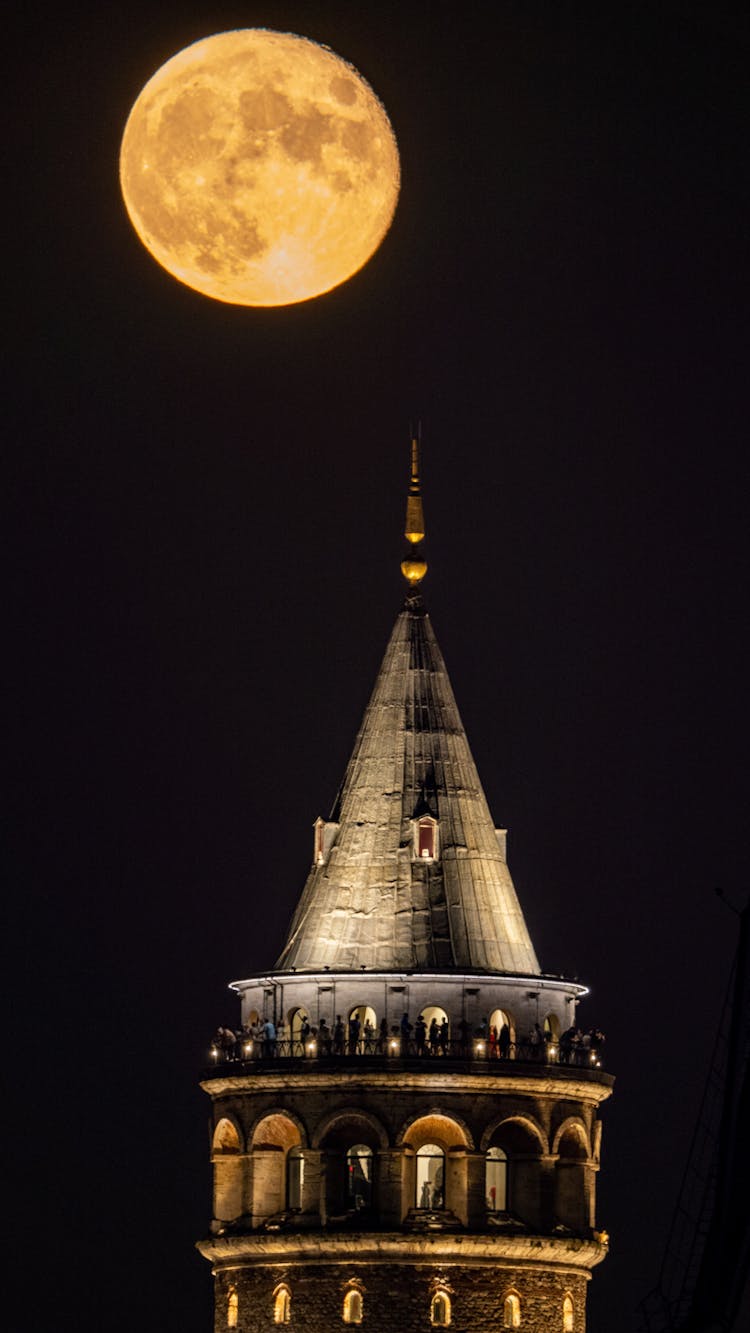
[205,1035,607,1075]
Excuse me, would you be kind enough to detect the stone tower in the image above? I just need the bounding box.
[198,440,613,1332]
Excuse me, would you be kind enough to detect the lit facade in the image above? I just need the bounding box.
[198,451,613,1331]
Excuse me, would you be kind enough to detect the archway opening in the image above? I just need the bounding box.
[486,1145,508,1211]
[346,1144,373,1209]
[416,1143,445,1209]
[288,1007,310,1053]
[489,1008,513,1056]
[212,1118,240,1155]
[348,1005,377,1052]
[418,1006,449,1053]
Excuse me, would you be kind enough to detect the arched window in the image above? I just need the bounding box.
[418,1006,449,1054]
[274,1285,291,1323]
[504,1292,521,1328]
[431,1291,451,1326]
[343,1288,363,1324]
[348,1005,377,1053]
[563,1295,574,1331]
[416,1143,445,1209]
[486,1145,507,1211]
[227,1287,238,1329]
[489,1008,513,1057]
[346,1144,373,1208]
[287,1146,304,1209]
[288,1007,310,1054]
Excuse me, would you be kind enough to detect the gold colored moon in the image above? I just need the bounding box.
[119,30,400,306]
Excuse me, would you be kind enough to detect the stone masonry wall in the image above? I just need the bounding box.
[214,1261,588,1333]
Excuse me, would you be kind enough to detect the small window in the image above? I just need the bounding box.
[486,1146,507,1211]
[416,1143,445,1209]
[227,1287,238,1329]
[346,1144,373,1208]
[343,1289,363,1324]
[563,1294,575,1332]
[504,1293,521,1328]
[274,1286,291,1323]
[416,816,438,859]
[431,1291,451,1326]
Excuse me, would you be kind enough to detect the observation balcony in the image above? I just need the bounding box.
[203,1036,612,1088]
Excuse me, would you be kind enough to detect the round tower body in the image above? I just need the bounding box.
[199,969,611,1332]
[199,540,613,1330]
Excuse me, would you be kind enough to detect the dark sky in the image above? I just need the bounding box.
[7,3,748,1331]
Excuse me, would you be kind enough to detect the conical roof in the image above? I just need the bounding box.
[278,593,540,974]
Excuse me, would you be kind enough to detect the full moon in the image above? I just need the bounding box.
[119,30,400,306]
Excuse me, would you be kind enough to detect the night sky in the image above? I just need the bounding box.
[7,3,748,1331]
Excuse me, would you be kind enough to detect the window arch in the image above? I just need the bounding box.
[504,1292,521,1328]
[343,1288,363,1323]
[563,1294,575,1331]
[431,1290,451,1326]
[273,1285,291,1323]
[227,1287,238,1329]
[346,1144,373,1209]
[486,1145,507,1211]
[416,1143,445,1209]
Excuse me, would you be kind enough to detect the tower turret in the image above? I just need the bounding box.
[198,438,613,1333]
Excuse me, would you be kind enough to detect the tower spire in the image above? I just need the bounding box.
[401,426,428,588]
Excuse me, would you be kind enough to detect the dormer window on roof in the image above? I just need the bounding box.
[414,815,439,861]
[313,817,339,866]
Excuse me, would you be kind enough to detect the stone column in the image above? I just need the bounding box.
[446,1149,469,1225]
[250,1145,284,1225]
[300,1149,324,1220]
[377,1149,408,1226]
[212,1152,245,1222]
[465,1152,488,1228]
[319,1149,342,1224]
[538,1153,558,1231]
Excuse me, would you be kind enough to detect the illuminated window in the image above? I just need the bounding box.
[431,1291,451,1326]
[415,816,439,859]
[227,1287,238,1329]
[416,1143,445,1209]
[504,1292,521,1328]
[346,1144,373,1209]
[563,1295,574,1331]
[486,1146,507,1211]
[343,1289,363,1323]
[287,1146,304,1209]
[314,816,325,864]
[274,1286,291,1323]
